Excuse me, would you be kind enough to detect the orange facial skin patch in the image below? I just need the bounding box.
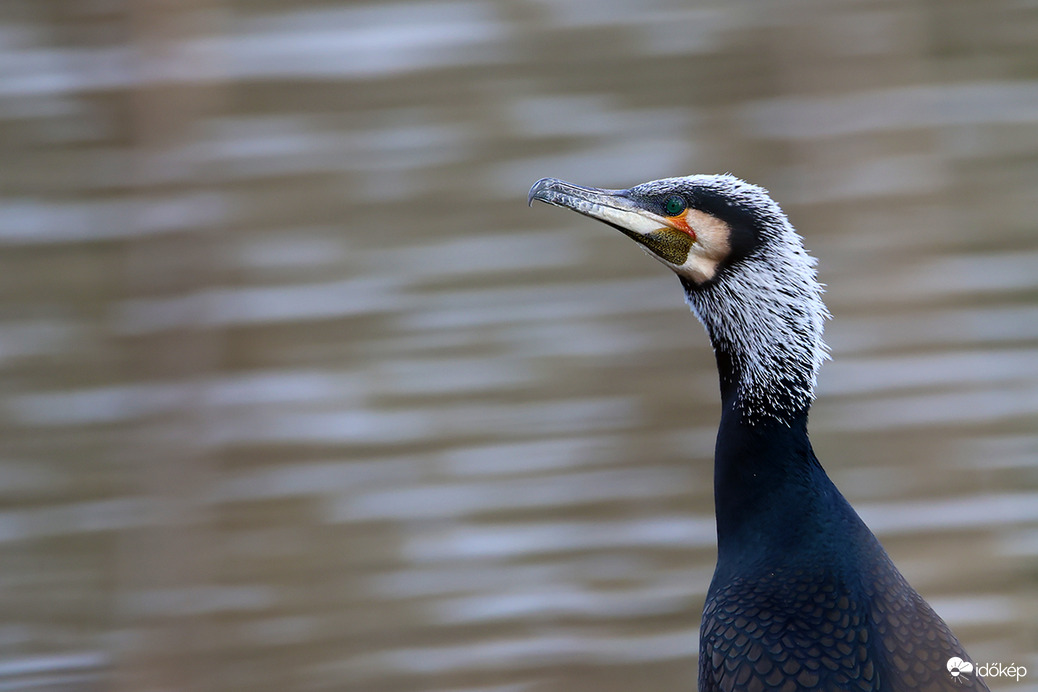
[665,209,698,242]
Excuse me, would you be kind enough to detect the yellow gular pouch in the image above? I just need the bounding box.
[622,226,693,266]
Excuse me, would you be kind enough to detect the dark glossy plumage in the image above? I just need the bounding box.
[700,408,985,692]
[528,174,989,691]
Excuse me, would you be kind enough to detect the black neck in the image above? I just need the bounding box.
[711,367,837,576]
[679,278,849,574]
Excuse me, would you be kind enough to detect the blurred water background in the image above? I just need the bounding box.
[1,0,1037,690]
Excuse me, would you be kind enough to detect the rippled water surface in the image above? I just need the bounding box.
[0,1,1036,690]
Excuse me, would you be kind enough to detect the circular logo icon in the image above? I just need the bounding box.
[947,657,974,684]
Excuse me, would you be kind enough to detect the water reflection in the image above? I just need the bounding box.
[0,1,1036,691]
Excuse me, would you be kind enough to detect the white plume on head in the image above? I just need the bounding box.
[680,175,830,425]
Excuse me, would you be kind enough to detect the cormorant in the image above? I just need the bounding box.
[528,175,989,692]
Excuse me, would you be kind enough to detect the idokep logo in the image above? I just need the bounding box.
[947,656,1029,684]
[976,662,1028,682]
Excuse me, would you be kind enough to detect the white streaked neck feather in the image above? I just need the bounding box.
[683,203,829,426]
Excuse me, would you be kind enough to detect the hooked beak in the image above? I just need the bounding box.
[528,177,694,266]
[528,177,663,234]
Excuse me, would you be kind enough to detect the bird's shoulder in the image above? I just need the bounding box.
[862,553,990,692]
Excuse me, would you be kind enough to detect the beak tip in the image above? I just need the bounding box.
[527,177,556,207]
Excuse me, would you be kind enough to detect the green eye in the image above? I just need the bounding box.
[664,195,686,216]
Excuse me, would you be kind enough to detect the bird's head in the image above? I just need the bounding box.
[528,174,781,285]
[529,174,829,424]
